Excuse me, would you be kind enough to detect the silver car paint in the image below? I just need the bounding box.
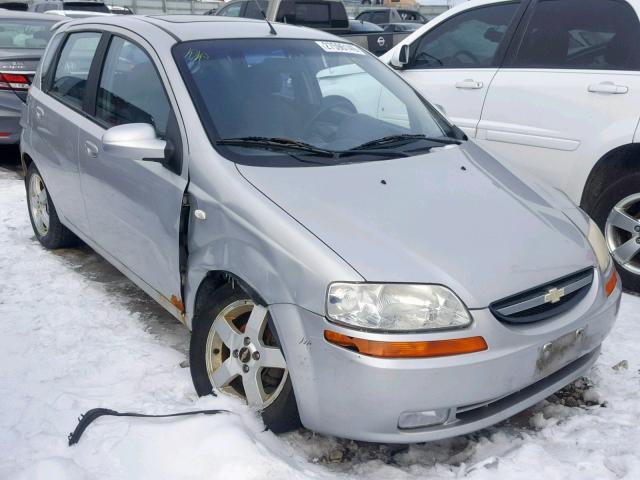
[21,16,621,443]
[237,141,597,309]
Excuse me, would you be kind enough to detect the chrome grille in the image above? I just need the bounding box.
[490,268,594,324]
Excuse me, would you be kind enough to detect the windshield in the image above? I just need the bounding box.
[0,19,55,49]
[173,39,461,166]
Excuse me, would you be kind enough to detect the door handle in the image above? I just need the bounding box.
[85,140,99,158]
[588,82,628,94]
[35,106,44,120]
[455,79,484,90]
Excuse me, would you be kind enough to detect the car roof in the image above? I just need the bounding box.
[60,15,343,42]
[0,9,64,20]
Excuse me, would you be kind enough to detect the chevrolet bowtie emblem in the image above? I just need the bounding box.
[544,287,566,304]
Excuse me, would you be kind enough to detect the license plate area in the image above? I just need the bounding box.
[536,328,586,375]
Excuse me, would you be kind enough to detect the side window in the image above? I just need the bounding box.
[513,0,640,70]
[37,32,63,89]
[245,0,268,19]
[49,32,101,109]
[370,11,389,24]
[317,64,410,129]
[218,2,244,17]
[96,37,170,136]
[410,2,520,69]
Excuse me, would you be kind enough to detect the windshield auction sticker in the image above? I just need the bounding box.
[315,41,365,55]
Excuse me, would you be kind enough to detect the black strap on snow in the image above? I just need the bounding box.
[68,408,231,446]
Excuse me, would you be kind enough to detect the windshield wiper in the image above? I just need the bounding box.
[217,137,335,157]
[217,137,409,160]
[351,134,462,151]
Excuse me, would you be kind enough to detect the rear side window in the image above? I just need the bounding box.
[217,2,244,16]
[96,36,170,136]
[410,2,520,69]
[244,0,268,19]
[512,0,640,70]
[63,2,110,12]
[38,32,63,88]
[369,11,390,24]
[276,0,348,29]
[49,32,101,109]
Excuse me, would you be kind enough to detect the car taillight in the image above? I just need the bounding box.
[0,72,30,91]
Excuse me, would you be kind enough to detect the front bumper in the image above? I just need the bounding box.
[270,271,620,443]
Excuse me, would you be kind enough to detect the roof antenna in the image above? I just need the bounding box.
[253,0,277,35]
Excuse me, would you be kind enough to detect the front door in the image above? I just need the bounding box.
[476,0,640,202]
[399,1,523,137]
[78,34,187,309]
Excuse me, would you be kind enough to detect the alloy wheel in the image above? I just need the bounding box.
[28,173,50,237]
[205,300,288,409]
[605,193,640,275]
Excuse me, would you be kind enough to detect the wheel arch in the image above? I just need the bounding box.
[580,143,640,214]
[189,270,267,331]
[20,152,34,177]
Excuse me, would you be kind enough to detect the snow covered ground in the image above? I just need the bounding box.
[1,162,640,480]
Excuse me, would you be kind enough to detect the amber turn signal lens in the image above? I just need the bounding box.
[324,330,488,359]
[605,269,618,297]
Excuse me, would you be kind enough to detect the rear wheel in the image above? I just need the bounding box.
[190,284,301,433]
[590,173,640,292]
[25,163,78,249]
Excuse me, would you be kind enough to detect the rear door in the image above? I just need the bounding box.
[77,32,187,314]
[398,1,524,137]
[28,31,102,234]
[476,0,640,202]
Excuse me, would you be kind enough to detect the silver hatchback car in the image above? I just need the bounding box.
[21,15,621,443]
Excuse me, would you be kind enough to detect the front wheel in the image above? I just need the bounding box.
[590,173,640,292]
[190,284,301,433]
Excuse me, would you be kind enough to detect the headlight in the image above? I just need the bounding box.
[587,219,612,273]
[327,283,472,332]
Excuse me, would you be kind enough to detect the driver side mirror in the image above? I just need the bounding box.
[102,123,167,163]
[391,44,410,69]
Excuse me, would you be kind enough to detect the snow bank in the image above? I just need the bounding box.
[1,167,639,479]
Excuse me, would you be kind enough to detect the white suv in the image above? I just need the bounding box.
[382,0,640,292]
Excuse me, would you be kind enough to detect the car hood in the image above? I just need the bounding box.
[236,142,595,308]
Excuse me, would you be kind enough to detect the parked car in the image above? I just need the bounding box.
[0,10,61,144]
[44,9,112,17]
[382,0,640,292]
[0,2,29,11]
[381,22,421,33]
[356,7,427,24]
[362,0,419,8]
[29,1,109,14]
[22,15,620,443]
[211,0,409,55]
[349,18,384,32]
[106,5,133,14]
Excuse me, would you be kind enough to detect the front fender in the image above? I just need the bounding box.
[183,172,362,329]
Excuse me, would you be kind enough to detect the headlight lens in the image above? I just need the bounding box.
[587,219,612,273]
[327,283,472,332]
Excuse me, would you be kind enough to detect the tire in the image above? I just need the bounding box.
[190,283,301,433]
[25,163,78,249]
[589,172,640,293]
